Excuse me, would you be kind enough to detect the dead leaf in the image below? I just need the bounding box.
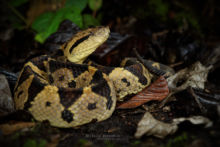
[135,112,178,138]
[173,116,213,128]
[117,76,169,109]
[160,61,212,107]
[167,61,211,92]
[135,112,212,138]
[0,122,35,135]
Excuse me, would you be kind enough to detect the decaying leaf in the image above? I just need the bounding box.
[135,112,213,138]
[0,74,14,116]
[135,112,178,138]
[160,61,213,108]
[117,76,169,109]
[173,116,213,128]
[167,61,212,93]
[0,122,35,135]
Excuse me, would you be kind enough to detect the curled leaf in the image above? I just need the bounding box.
[173,116,213,128]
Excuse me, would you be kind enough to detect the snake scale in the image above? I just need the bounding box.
[14,27,154,128]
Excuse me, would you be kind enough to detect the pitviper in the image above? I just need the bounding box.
[14,27,158,128]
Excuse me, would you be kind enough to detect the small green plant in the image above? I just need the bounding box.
[7,0,103,43]
[32,0,103,43]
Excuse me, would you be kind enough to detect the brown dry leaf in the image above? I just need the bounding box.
[135,112,178,138]
[173,116,213,128]
[117,76,169,109]
[167,61,211,92]
[135,112,212,138]
[0,122,35,135]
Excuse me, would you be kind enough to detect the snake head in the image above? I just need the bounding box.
[63,26,110,64]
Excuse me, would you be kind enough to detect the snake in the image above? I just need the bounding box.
[14,26,161,128]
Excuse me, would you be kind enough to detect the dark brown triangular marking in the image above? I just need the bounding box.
[92,81,113,110]
[58,88,83,108]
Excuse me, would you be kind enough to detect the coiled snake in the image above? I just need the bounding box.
[14,27,154,128]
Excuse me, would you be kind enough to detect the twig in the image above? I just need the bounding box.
[189,87,207,114]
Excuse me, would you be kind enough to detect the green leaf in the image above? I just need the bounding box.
[59,7,83,28]
[31,12,54,32]
[32,1,86,43]
[31,12,55,43]
[83,14,100,28]
[34,32,47,43]
[31,9,66,43]
[64,12,83,28]
[9,0,28,7]
[65,0,88,12]
[88,0,102,11]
